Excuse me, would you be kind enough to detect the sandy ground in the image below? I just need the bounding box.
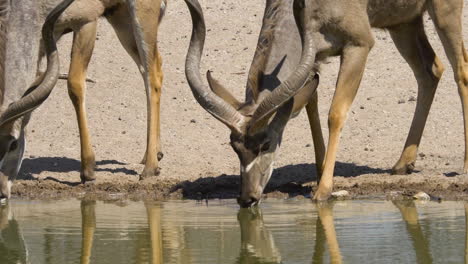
[11,0,468,201]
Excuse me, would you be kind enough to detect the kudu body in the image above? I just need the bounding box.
[0,0,166,199]
[0,0,166,198]
[184,0,468,205]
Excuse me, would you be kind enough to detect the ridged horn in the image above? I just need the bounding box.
[248,0,317,134]
[184,0,246,133]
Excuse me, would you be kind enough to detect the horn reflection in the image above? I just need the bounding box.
[0,203,28,263]
[237,208,282,264]
[312,202,342,264]
[392,200,432,264]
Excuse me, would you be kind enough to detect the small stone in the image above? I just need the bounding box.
[398,99,406,104]
[419,152,426,158]
[305,144,311,148]
[331,190,350,199]
[364,147,369,151]
[122,131,126,135]
[360,106,365,109]
[445,162,450,166]
[408,96,417,102]
[413,192,430,200]
[190,119,197,123]
[118,117,122,121]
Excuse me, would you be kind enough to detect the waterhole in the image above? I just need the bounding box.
[0,199,466,263]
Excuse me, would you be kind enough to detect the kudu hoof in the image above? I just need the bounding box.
[80,170,96,184]
[139,167,161,180]
[312,190,332,202]
[391,162,415,175]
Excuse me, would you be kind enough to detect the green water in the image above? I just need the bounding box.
[0,199,466,264]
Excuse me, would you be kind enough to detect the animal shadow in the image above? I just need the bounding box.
[173,162,388,200]
[19,156,137,181]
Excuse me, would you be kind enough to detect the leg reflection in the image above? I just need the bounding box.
[237,208,282,264]
[80,200,96,264]
[393,200,432,264]
[312,202,342,264]
[145,202,163,264]
[464,203,468,264]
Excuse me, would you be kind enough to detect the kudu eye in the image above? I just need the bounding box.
[260,140,271,152]
[9,140,17,152]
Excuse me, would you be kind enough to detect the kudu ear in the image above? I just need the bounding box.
[206,71,242,110]
[247,74,319,136]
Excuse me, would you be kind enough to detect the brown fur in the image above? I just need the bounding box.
[302,0,468,201]
[47,0,167,181]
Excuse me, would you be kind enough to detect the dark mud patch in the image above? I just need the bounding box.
[9,171,468,202]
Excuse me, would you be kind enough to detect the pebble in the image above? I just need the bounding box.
[413,192,430,200]
[408,96,417,102]
[331,190,349,198]
[398,99,406,104]
[305,144,311,148]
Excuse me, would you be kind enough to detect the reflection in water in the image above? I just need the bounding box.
[312,202,342,264]
[80,200,96,264]
[466,204,468,264]
[0,203,28,263]
[393,200,432,264]
[79,200,163,264]
[2,200,468,263]
[237,208,281,264]
[146,202,163,264]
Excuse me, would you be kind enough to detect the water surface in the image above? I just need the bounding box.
[0,199,466,263]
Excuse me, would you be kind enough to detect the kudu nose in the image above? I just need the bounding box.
[237,196,259,208]
[0,193,7,203]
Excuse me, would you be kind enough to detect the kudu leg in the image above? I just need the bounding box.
[106,3,164,179]
[68,22,97,183]
[429,0,468,173]
[389,17,444,175]
[306,92,325,179]
[313,44,372,201]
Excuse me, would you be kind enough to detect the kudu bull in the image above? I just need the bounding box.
[184,0,468,205]
[0,0,166,199]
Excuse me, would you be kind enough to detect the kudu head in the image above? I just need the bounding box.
[0,0,74,200]
[184,0,318,207]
